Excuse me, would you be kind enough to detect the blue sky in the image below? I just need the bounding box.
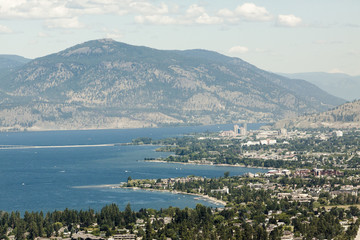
[0,0,359,75]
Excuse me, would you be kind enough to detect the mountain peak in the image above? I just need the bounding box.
[97,38,115,43]
[0,39,345,131]
[57,39,119,57]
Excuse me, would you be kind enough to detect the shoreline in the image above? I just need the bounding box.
[74,184,226,206]
[145,159,274,170]
[0,123,238,133]
[72,184,123,189]
[121,187,227,206]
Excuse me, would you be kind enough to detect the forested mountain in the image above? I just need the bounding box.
[0,39,345,131]
[275,99,360,129]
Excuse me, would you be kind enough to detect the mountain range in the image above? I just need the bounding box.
[280,72,360,101]
[0,39,345,131]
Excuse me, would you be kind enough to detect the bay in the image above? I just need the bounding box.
[0,124,268,213]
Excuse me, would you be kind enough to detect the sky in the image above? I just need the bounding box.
[0,0,359,76]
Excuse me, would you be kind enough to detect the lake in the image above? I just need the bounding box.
[0,124,268,213]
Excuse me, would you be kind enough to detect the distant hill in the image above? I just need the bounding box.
[0,54,31,79]
[275,100,360,129]
[280,72,360,101]
[0,54,31,69]
[0,39,345,131]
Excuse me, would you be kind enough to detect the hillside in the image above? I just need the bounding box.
[280,72,360,101]
[0,39,345,131]
[0,54,30,69]
[0,54,31,80]
[275,100,360,129]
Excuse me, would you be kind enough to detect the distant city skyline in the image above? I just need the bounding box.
[0,0,359,75]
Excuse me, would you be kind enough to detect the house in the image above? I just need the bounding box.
[294,169,311,177]
[72,232,104,240]
[211,186,229,194]
[281,230,294,240]
[113,234,136,240]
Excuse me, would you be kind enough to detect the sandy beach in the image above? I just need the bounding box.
[75,183,226,206]
[121,186,227,206]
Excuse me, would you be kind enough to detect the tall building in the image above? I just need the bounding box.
[280,128,288,137]
[234,125,239,134]
[242,123,247,136]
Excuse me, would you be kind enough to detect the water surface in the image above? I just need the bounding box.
[0,124,267,212]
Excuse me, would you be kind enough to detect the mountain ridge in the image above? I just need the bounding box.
[275,99,360,129]
[0,54,31,69]
[279,72,360,101]
[0,39,345,131]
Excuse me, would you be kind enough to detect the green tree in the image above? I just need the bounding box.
[145,219,153,240]
[44,222,53,238]
[27,221,38,240]
[14,220,25,240]
[53,222,63,237]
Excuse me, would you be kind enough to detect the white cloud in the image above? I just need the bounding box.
[196,13,223,24]
[0,1,300,28]
[0,0,182,28]
[129,2,168,15]
[135,3,224,25]
[45,17,84,29]
[217,8,240,23]
[0,0,71,19]
[0,24,12,33]
[183,4,224,25]
[134,15,176,25]
[218,8,235,18]
[186,4,206,17]
[0,0,165,19]
[277,14,302,27]
[235,3,272,22]
[229,46,249,54]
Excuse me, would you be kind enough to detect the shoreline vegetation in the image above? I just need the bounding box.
[122,187,227,206]
[143,159,275,169]
[73,184,227,206]
[66,165,360,240]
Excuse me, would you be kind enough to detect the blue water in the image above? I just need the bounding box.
[0,124,267,213]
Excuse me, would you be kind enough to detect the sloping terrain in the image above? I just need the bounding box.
[0,54,30,70]
[0,39,345,131]
[275,100,360,129]
[0,54,31,80]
